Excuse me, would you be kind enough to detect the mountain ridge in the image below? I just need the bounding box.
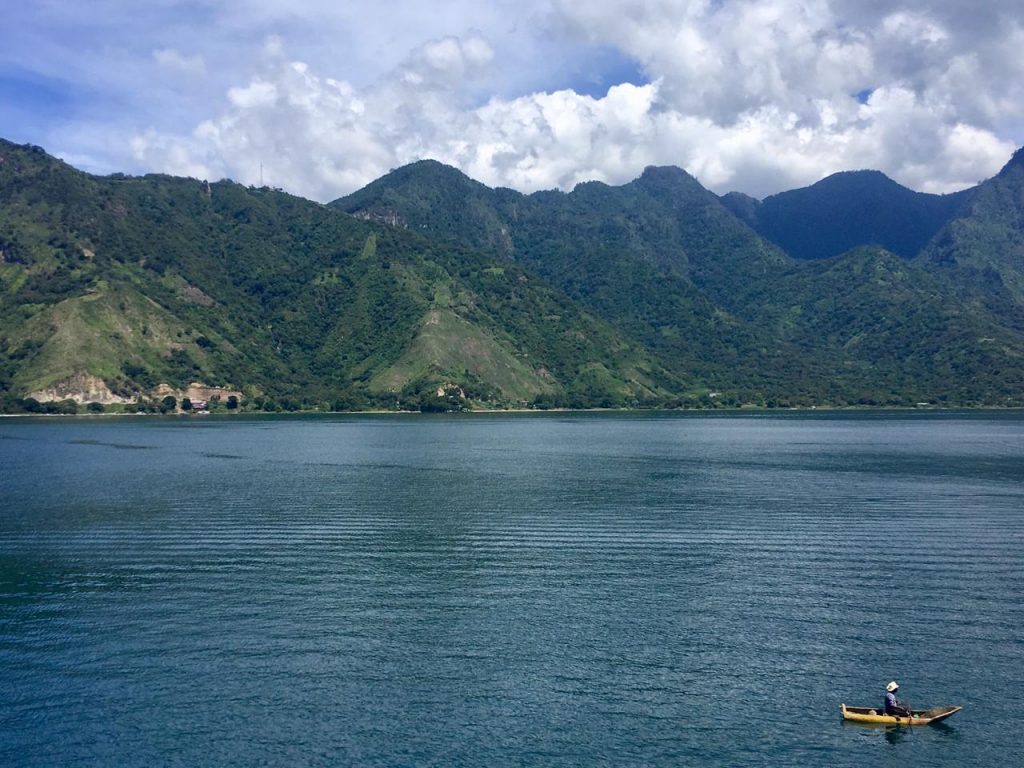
[333,146,1024,406]
[0,139,677,412]
[3,137,1024,411]
[719,169,974,260]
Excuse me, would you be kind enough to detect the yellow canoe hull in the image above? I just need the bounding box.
[841,704,962,726]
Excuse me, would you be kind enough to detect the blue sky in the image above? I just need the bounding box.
[3,1,1022,201]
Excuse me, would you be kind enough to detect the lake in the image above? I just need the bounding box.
[1,411,1022,766]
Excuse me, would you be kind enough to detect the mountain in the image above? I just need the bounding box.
[722,170,973,260]
[762,245,1024,404]
[338,161,789,307]
[0,140,677,412]
[334,153,1024,406]
[336,163,798,394]
[4,138,1024,412]
[921,147,1024,308]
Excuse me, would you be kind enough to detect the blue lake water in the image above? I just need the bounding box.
[1,411,1022,766]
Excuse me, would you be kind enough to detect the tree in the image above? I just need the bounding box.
[160,395,177,413]
[181,397,193,411]
[226,395,239,410]
[19,397,42,413]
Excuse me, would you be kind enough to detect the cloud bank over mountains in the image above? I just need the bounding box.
[8,1,1024,201]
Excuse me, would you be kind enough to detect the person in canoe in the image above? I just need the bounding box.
[884,681,911,717]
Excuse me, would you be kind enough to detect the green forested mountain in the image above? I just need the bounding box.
[720,170,973,260]
[0,140,677,412]
[3,138,1024,412]
[334,151,1024,406]
[337,162,795,394]
[921,148,1024,307]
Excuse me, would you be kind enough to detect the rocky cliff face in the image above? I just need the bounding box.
[26,376,243,406]
[27,373,131,404]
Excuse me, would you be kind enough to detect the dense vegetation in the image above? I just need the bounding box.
[921,148,1024,307]
[0,140,675,413]
[334,152,1024,407]
[3,137,1024,412]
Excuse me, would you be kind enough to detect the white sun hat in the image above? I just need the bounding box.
[886,681,899,692]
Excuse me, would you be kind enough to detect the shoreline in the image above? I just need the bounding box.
[3,404,1024,419]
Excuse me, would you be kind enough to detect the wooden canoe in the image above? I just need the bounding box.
[841,704,962,726]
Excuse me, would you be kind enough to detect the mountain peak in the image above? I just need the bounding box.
[381,158,477,187]
[719,191,761,226]
[329,158,494,216]
[749,168,971,260]
[634,165,709,200]
[997,145,1024,177]
[639,165,698,184]
[802,169,904,196]
[0,139,81,181]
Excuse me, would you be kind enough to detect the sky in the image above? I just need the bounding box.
[3,0,1023,202]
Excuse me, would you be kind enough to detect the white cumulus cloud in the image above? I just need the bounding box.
[124,1,1023,201]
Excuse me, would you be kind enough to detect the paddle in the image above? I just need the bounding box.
[902,697,914,734]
